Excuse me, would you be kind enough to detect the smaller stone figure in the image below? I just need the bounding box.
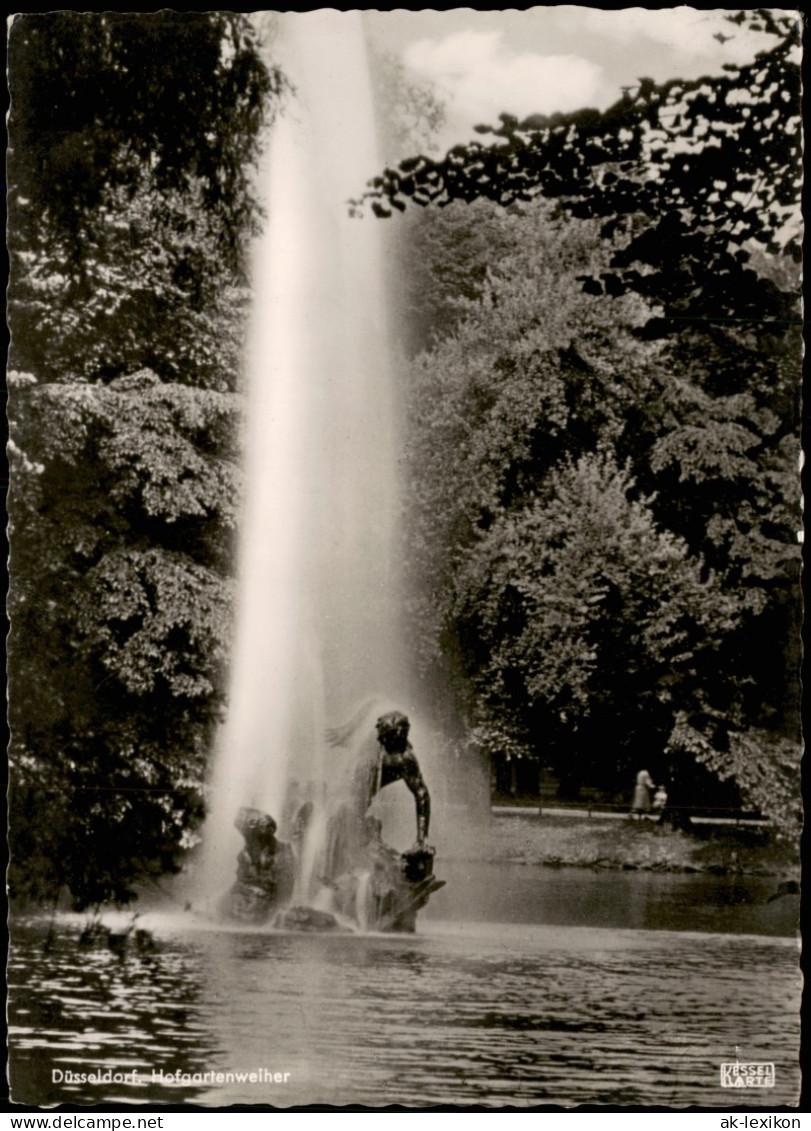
[223,807,295,924]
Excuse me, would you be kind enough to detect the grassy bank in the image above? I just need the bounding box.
[459,812,800,878]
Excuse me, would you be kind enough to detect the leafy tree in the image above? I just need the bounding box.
[643,327,800,715]
[7,13,281,906]
[402,205,659,725]
[400,198,800,836]
[10,180,253,389]
[8,11,285,388]
[458,454,738,782]
[8,367,243,908]
[358,10,801,336]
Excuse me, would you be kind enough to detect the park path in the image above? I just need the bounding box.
[492,804,768,828]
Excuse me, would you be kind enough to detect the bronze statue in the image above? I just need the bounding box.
[373,711,431,847]
[335,709,431,847]
[327,708,440,930]
[221,707,443,932]
[222,807,295,923]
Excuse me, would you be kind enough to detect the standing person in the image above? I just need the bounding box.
[631,768,656,819]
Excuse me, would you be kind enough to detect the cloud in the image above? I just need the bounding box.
[571,7,780,62]
[403,30,603,128]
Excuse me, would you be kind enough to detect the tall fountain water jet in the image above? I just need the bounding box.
[202,12,407,900]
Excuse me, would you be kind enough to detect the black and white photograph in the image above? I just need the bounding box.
[6,7,803,1111]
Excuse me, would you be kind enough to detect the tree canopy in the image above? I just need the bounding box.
[381,10,801,835]
[359,10,801,337]
[8,12,285,388]
[399,196,800,831]
[7,12,281,907]
[8,12,280,263]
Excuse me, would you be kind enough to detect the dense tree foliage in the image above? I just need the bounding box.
[392,197,523,356]
[7,12,281,907]
[380,10,801,835]
[361,12,800,334]
[399,195,800,831]
[9,372,241,907]
[8,12,285,387]
[7,7,801,911]
[457,451,737,763]
[9,13,276,260]
[11,180,254,389]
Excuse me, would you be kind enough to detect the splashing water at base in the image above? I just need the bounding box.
[199,13,409,908]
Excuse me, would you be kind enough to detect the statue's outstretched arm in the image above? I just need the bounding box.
[414,781,431,844]
[402,757,431,844]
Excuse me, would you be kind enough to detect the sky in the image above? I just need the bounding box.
[363,7,795,147]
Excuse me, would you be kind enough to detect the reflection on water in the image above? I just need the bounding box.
[9,866,801,1109]
[7,930,224,1106]
[423,862,800,938]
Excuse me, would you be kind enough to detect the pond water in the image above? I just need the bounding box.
[9,864,801,1109]
[424,861,800,938]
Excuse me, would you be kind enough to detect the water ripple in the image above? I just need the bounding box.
[9,911,800,1108]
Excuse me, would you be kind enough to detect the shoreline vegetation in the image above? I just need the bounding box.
[454,811,800,880]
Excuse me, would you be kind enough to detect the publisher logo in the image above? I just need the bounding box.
[720,1062,775,1088]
